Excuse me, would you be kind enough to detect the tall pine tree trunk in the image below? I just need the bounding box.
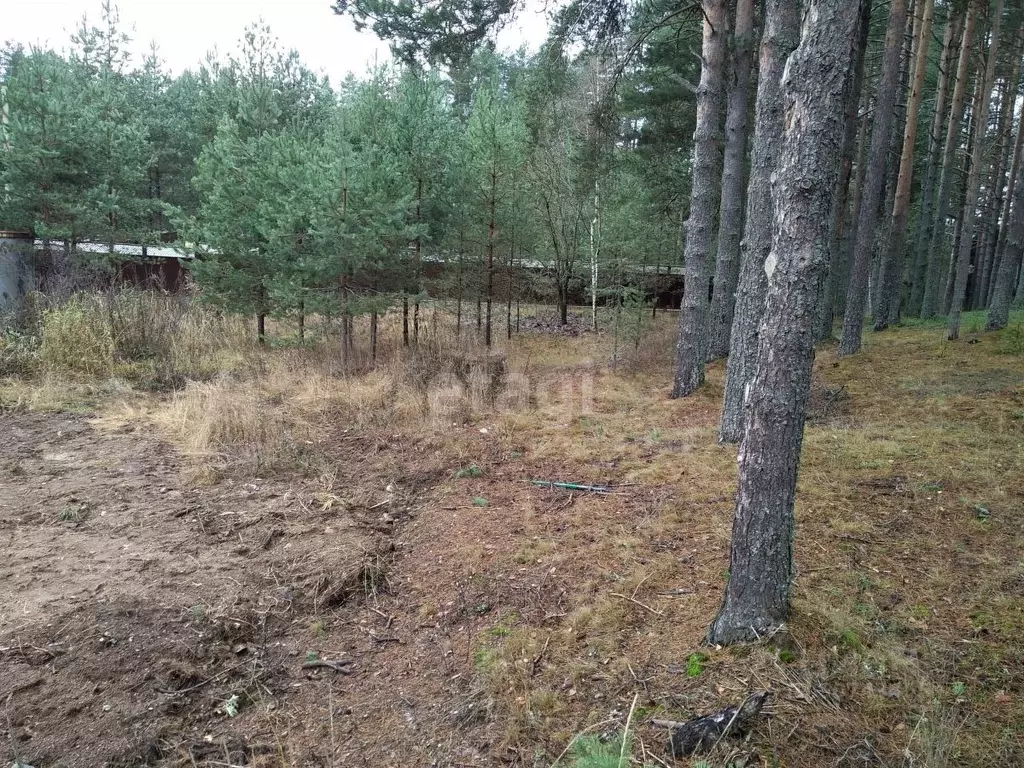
[910,12,961,315]
[986,90,1024,329]
[875,0,935,330]
[708,0,861,645]
[485,167,496,347]
[870,0,914,320]
[590,182,600,332]
[817,0,872,341]
[707,0,755,361]
[837,94,872,322]
[507,233,515,341]
[455,232,464,338]
[975,79,1012,310]
[981,31,1024,306]
[718,0,799,442]
[949,0,1004,340]
[990,50,1024,317]
[942,138,973,315]
[414,176,423,345]
[671,0,728,398]
[922,1,978,318]
[838,0,908,355]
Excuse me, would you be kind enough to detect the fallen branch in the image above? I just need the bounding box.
[302,658,354,674]
[530,479,613,495]
[620,693,639,767]
[652,691,771,756]
[610,592,664,616]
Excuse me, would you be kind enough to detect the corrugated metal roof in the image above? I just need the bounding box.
[32,239,195,260]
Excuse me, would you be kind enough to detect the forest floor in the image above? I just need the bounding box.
[1,310,1023,768]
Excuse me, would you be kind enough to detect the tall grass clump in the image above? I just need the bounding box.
[39,295,115,375]
[35,289,253,384]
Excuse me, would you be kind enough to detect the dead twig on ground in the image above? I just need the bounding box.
[610,592,664,616]
[302,658,355,674]
[156,661,251,695]
[530,636,551,676]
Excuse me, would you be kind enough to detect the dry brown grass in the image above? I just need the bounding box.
[4,297,1023,767]
[388,311,1023,767]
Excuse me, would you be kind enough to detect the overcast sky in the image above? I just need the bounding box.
[1,0,553,84]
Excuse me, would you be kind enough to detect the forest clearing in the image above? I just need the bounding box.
[4,0,1024,765]
[1,303,1023,767]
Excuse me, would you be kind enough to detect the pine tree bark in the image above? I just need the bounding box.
[707,0,861,645]
[922,0,978,318]
[909,12,961,316]
[990,50,1024,318]
[975,79,1012,310]
[941,135,974,314]
[718,0,799,443]
[816,0,872,341]
[837,96,872,322]
[837,0,908,356]
[485,166,496,347]
[987,110,1024,329]
[948,0,1004,340]
[870,0,914,320]
[707,0,755,361]
[981,30,1024,307]
[671,0,728,398]
[1014,254,1024,307]
[875,0,935,330]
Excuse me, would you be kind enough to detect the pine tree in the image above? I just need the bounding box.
[467,79,527,344]
[838,0,908,356]
[671,0,727,398]
[708,0,861,646]
[948,0,1005,340]
[391,70,457,344]
[718,0,799,443]
[0,49,91,243]
[70,2,152,261]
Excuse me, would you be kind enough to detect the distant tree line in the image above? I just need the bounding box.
[0,0,693,348]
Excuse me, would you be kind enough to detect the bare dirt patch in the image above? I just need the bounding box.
[0,410,436,767]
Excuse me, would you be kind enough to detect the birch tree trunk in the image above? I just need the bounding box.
[707,0,755,361]
[986,105,1024,329]
[837,0,908,356]
[909,12,961,316]
[875,0,935,330]
[671,0,728,398]
[922,0,978,318]
[718,0,799,443]
[948,0,1004,340]
[707,0,861,645]
[816,0,872,341]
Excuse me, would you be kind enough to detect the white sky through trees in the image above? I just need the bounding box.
[1,0,551,83]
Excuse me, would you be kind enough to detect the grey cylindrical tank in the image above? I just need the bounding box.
[0,230,34,315]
